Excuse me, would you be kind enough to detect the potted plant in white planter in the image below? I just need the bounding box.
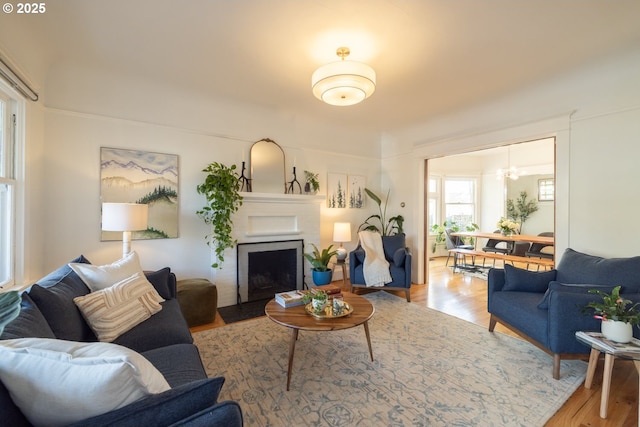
[304,244,338,286]
[302,290,328,314]
[583,286,640,343]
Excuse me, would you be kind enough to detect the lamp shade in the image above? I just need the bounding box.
[333,222,352,243]
[312,59,376,106]
[101,203,148,231]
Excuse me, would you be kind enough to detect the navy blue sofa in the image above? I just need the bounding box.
[488,248,640,379]
[0,256,242,426]
[350,233,412,302]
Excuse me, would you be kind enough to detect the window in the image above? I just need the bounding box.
[444,178,477,229]
[538,178,554,201]
[0,89,17,287]
[427,177,440,229]
[428,175,478,230]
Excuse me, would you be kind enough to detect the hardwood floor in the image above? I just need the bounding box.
[193,257,638,427]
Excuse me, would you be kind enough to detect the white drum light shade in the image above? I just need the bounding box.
[102,203,148,257]
[312,56,376,106]
[333,222,352,261]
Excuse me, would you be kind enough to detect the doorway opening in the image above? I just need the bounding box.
[425,137,555,281]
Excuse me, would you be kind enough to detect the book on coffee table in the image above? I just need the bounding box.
[310,284,342,295]
[275,290,306,308]
[576,331,640,356]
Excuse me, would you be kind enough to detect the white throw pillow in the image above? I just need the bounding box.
[69,251,145,292]
[74,272,164,342]
[0,338,170,427]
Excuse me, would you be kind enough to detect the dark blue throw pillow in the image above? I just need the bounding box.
[556,248,640,289]
[145,267,172,300]
[68,377,226,427]
[0,293,55,340]
[28,256,94,341]
[382,234,406,261]
[537,281,623,310]
[502,264,557,293]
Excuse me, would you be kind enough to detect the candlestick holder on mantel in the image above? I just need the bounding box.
[286,166,302,194]
[239,161,252,192]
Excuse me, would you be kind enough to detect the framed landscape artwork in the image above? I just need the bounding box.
[348,175,366,208]
[327,173,347,208]
[100,147,179,240]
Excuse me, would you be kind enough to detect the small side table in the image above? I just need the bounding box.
[333,260,347,287]
[576,331,640,422]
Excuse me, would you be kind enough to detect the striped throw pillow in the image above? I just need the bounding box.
[74,272,164,342]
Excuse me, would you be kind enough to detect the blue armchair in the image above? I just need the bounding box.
[349,233,412,302]
[488,248,640,379]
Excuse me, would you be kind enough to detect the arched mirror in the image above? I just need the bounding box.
[250,138,286,193]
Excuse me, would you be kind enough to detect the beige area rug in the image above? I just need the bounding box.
[193,292,586,427]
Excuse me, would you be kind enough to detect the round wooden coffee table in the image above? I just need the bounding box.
[265,292,375,390]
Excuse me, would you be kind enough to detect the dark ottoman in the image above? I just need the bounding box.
[176,279,217,327]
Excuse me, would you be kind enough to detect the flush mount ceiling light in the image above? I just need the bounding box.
[312,47,376,106]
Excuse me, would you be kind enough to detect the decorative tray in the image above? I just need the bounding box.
[305,302,354,319]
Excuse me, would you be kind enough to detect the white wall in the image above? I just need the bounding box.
[31,107,380,305]
[568,108,640,257]
[383,48,640,284]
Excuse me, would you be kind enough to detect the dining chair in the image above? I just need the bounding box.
[444,228,475,270]
[525,232,554,270]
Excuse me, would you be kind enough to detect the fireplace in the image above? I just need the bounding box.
[237,239,304,304]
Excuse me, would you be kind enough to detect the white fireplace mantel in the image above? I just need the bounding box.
[239,192,325,204]
[214,192,323,307]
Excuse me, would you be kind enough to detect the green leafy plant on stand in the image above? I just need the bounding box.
[358,188,404,236]
[196,162,243,268]
[303,244,338,272]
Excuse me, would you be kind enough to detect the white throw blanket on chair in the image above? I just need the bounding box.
[359,231,392,287]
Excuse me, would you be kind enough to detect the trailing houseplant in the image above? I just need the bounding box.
[358,188,404,236]
[196,162,243,268]
[304,244,338,285]
[583,286,640,342]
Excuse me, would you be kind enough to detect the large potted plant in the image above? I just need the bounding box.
[506,191,538,234]
[304,244,338,286]
[358,188,404,236]
[583,286,640,343]
[196,162,243,268]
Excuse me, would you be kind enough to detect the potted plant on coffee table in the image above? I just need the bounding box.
[583,285,640,343]
[304,244,338,286]
[302,289,329,314]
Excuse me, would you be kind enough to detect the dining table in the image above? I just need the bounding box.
[451,231,554,245]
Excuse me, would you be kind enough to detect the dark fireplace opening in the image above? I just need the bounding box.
[237,239,304,304]
[247,248,297,301]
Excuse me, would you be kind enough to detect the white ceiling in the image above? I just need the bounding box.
[2,0,640,134]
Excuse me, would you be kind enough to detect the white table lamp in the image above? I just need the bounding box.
[102,203,148,257]
[333,222,352,262]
